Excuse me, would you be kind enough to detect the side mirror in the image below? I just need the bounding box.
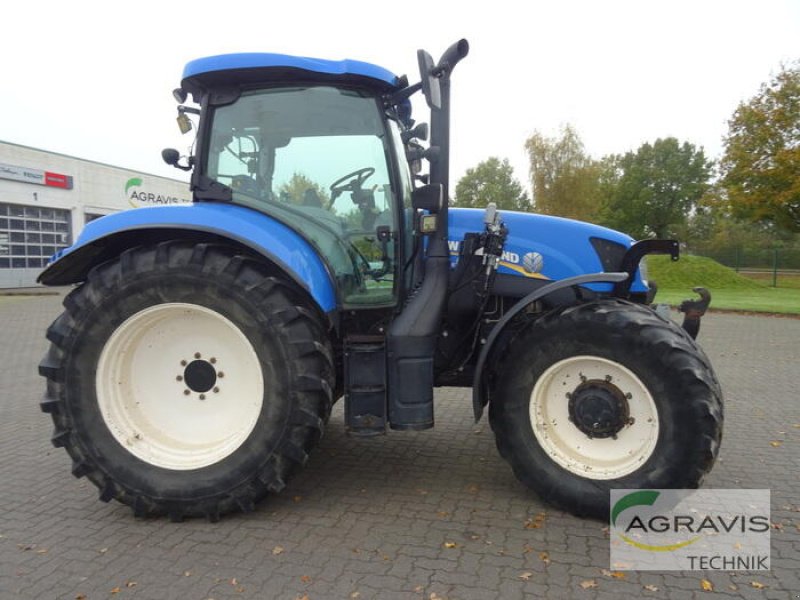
[162,148,180,166]
[161,148,193,172]
[417,50,441,110]
[412,183,443,213]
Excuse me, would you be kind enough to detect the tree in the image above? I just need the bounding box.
[278,172,330,207]
[524,124,602,221]
[598,138,712,239]
[676,184,727,249]
[454,157,530,211]
[720,63,800,233]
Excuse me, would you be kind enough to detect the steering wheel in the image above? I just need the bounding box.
[329,167,375,199]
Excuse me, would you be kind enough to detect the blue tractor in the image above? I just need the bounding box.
[38,40,722,520]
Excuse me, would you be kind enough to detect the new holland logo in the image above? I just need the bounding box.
[522,251,544,274]
[125,178,189,208]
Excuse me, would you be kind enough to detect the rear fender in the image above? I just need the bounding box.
[472,272,629,422]
[39,203,337,316]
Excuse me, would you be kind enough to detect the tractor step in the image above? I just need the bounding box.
[344,335,387,436]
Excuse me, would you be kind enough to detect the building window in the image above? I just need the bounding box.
[0,202,72,269]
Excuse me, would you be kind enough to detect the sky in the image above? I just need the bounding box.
[1,1,798,196]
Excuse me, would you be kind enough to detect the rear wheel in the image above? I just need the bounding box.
[39,241,333,520]
[489,299,723,519]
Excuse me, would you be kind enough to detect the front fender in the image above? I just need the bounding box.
[472,272,629,422]
[40,203,337,314]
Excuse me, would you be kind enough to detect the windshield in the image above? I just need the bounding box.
[205,86,398,306]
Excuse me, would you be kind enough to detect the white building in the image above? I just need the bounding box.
[0,141,190,288]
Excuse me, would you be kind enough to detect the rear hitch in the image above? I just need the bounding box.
[678,287,711,339]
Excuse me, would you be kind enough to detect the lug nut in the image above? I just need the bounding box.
[199,394,206,400]
[194,352,201,359]
[210,357,217,364]
[183,389,190,396]
[176,375,183,382]
[213,387,220,393]
[218,371,225,378]
[180,360,187,366]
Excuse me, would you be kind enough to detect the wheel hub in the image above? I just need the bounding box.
[529,355,659,480]
[183,359,217,393]
[96,303,263,470]
[568,379,630,439]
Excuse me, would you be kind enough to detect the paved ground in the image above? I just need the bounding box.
[0,293,797,600]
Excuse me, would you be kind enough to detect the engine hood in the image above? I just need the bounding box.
[448,208,646,293]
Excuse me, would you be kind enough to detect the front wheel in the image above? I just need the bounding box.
[39,242,333,520]
[488,299,723,519]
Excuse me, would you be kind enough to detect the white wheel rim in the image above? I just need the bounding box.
[96,303,264,470]
[529,356,659,480]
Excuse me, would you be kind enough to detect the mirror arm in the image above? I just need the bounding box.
[386,82,422,106]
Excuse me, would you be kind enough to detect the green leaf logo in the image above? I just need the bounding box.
[611,490,660,526]
[125,177,143,195]
[612,490,701,552]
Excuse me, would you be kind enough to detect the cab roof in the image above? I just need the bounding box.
[181,52,402,95]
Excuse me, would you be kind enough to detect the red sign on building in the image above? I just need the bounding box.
[0,162,73,189]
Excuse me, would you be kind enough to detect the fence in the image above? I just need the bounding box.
[688,246,800,288]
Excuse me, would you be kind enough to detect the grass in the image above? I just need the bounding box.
[647,255,800,315]
[739,270,800,289]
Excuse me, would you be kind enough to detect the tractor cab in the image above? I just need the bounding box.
[172,54,419,308]
[166,46,472,433]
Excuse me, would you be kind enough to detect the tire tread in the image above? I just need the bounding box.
[489,299,723,518]
[38,241,334,520]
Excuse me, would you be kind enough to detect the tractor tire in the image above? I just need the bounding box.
[488,299,723,519]
[39,241,333,520]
